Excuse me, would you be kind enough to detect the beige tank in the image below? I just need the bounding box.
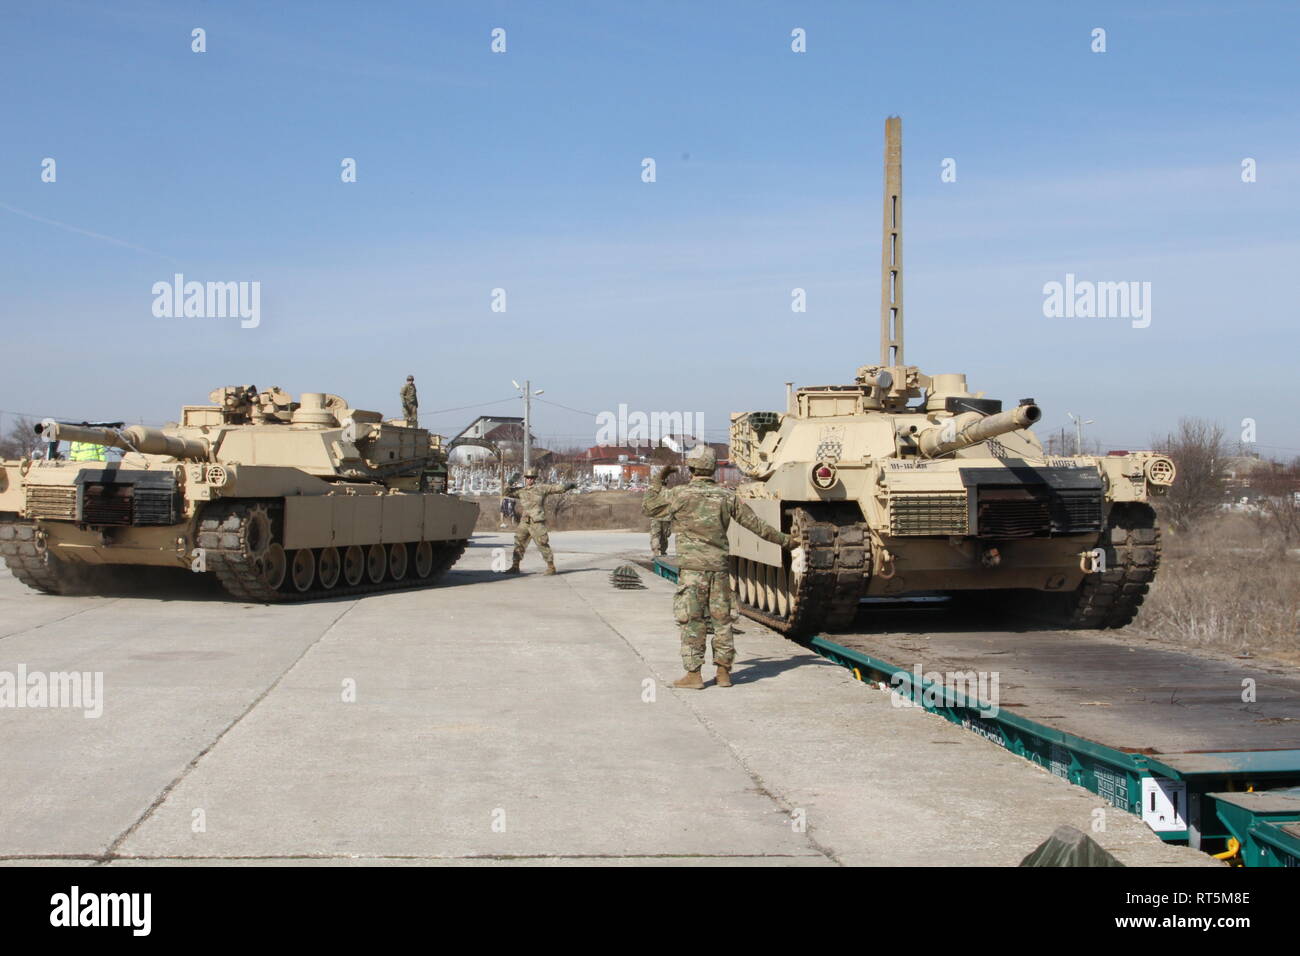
[726,118,1176,634]
[0,385,478,601]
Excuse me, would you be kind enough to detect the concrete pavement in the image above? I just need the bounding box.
[0,531,1212,866]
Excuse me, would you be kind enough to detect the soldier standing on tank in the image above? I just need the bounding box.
[400,375,418,427]
[504,468,577,575]
[643,445,795,689]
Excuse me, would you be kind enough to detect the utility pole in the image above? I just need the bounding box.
[1067,412,1095,456]
[512,379,544,471]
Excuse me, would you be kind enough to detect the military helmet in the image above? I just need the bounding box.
[524,468,539,479]
[686,444,717,474]
[406,375,414,381]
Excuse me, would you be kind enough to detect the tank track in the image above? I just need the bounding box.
[197,500,469,603]
[1062,502,1161,629]
[734,504,869,636]
[0,520,67,594]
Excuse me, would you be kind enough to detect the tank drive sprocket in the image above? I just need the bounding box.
[1060,502,1161,629]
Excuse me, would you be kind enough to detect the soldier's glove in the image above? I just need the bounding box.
[790,546,806,577]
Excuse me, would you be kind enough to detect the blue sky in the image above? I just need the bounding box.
[2,0,1298,456]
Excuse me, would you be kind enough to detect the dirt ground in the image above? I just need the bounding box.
[467,490,652,534]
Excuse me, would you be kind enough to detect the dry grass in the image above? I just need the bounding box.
[1132,513,1300,661]
[466,491,652,533]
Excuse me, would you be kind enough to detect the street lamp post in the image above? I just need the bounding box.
[1067,412,1095,456]
[512,379,544,471]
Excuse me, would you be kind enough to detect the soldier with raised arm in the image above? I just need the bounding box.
[503,468,577,575]
[643,445,794,689]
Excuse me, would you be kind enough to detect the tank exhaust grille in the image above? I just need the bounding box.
[889,492,968,535]
[81,483,133,526]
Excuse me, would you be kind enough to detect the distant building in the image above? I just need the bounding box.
[448,415,539,465]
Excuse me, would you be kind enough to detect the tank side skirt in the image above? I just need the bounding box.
[198,500,470,602]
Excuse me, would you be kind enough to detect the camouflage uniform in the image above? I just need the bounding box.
[504,473,577,571]
[400,377,418,427]
[649,517,671,556]
[643,455,791,675]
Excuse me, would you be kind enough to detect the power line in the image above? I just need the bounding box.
[533,397,599,417]
[420,396,520,417]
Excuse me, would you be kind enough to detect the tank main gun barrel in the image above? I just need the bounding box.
[36,420,209,461]
[917,403,1041,458]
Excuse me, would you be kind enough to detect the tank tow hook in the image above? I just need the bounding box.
[877,548,896,579]
[980,545,1001,568]
[1080,548,1106,574]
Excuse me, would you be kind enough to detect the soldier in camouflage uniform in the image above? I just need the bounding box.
[400,375,418,427]
[643,445,794,689]
[503,468,577,575]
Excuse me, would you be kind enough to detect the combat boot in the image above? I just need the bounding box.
[714,664,732,688]
[545,562,557,575]
[672,670,704,690]
[507,561,521,574]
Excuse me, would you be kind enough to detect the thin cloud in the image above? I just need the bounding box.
[0,200,180,264]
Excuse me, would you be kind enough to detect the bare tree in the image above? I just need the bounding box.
[1252,463,1300,549]
[0,415,40,460]
[1153,418,1227,533]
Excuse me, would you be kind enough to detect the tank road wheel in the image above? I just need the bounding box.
[343,546,365,587]
[317,547,341,590]
[289,549,316,593]
[0,521,68,594]
[388,543,409,582]
[1058,503,1161,629]
[366,544,387,584]
[413,541,435,579]
[775,565,790,617]
[259,543,288,590]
